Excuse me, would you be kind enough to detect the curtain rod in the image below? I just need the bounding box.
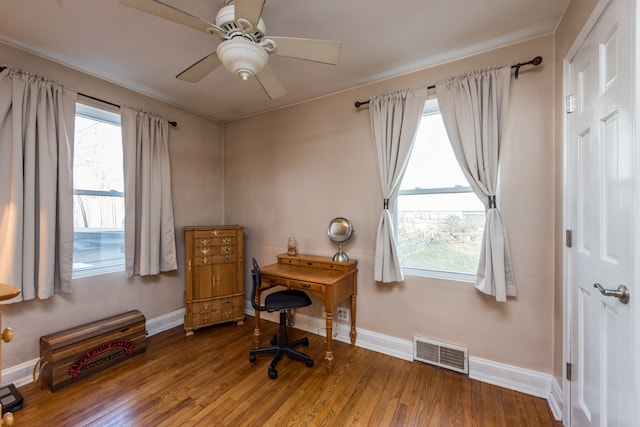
[354,55,543,108]
[0,65,178,127]
[78,93,177,127]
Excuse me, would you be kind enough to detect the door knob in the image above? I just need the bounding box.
[593,283,630,304]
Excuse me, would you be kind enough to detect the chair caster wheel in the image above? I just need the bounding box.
[306,359,314,368]
[249,353,256,363]
[268,368,278,379]
[302,338,309,346]
[270,335,277,345]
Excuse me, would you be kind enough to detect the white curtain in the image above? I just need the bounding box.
[0,66,77,301]
[370,88,429,282]
[435,66,516,301]
[121,107,177,277]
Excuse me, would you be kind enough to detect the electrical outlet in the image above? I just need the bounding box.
[336,306,350,322]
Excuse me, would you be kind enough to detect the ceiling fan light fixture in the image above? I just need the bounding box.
[215,3,266,38]
[216,38,268,81]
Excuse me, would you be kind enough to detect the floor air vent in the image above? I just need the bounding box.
[413,336,468,374]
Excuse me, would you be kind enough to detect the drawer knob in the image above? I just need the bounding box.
[1,327,13,343]
[202,258,210,264]
[302,283,311,289]
[223,256,231,262]
[202,239,210,246]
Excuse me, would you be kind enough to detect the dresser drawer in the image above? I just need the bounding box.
[210,296,244,321]
[193,229,237,239]
[195,237,236,248]
[190,301,213,314]
[194,255,236,265]
[196,245,235,256]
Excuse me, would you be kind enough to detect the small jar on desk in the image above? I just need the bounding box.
[287,237,298,256]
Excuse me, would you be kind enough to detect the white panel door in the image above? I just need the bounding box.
[567,0,635,425]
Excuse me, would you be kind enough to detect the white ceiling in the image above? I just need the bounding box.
[0,0,568,122]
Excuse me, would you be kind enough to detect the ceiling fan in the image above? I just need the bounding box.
[120,0,342,99]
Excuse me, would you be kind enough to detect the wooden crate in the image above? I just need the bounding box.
[38,310,147,392]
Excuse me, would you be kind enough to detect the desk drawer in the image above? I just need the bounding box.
[261,276,323,295]
[262,275,288,288]
[290,280,324,294]
[299,260,322,268]
[320,262,351,272]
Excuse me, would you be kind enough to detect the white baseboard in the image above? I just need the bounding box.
[548,376,563,421]
[146,308,185,336]
[4,305,563,424]
[3,359,39,388]
[469,356,551,398]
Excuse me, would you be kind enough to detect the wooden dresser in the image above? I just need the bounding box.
[183,226,245,336]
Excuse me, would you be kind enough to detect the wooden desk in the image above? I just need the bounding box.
[254,254,357,371]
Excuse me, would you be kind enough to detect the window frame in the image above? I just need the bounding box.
[72,101,125,279]
[396,98,482,283]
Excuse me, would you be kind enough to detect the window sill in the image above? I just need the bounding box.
[402,266,476,283]
[72,262,125,279]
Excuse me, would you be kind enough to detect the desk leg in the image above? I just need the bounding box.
[253,289,262,347]
[253,309,261,347]
[325,311,334,372]
[350,293,357,345]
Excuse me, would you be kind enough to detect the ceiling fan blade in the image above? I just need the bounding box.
[176,52,222,82]
[256,64,287,99]
[269,37,341,65]
[120,0,218,34]
[234,0,265,30]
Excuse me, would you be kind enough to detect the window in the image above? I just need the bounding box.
[72,103,124,277]
[397,98,485,281]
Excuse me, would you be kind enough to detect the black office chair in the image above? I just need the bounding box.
[249,258,314,379]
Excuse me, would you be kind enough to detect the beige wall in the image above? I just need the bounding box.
[225,35,556,372]
[552,0,600,388]
[0,42,224,368]
[0,26,570,378]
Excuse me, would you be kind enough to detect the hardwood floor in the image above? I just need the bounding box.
[14,317,562,426]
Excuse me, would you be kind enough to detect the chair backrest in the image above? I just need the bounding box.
[250,258,267,312]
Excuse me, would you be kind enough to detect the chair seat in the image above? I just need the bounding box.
[265,289,312,312]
